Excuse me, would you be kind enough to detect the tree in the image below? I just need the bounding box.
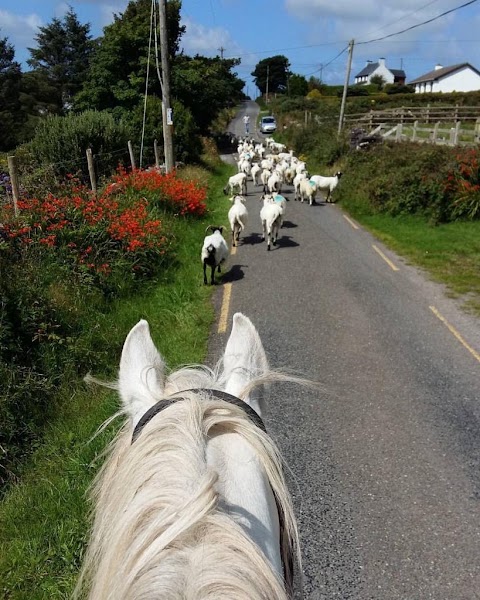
[251,55,291,95]
[0,34,23,150]
[370,74,387,91]
[74,0,185,114]
[172,55,244,133]
[75,1,243,135]
[27,7,93,113]
[288,73,308,97]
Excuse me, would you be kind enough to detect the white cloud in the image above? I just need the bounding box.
[181,17,242,57]
[99,2,129,26]
[284,0,456,40]
[0,10,43,54]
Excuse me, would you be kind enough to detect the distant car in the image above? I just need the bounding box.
[260,116,277,134]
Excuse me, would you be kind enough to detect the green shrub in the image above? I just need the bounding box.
[0,166,208,489]
[26,110,131,179]
[336,143,480,224]
[128,97,202,167]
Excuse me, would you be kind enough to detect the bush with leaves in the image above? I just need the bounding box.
[26,110,132,179]
[336,143,480,224]
[0,166,207,487]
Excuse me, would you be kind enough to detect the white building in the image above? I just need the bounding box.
[354,58,406,85]
[409,63,480,93]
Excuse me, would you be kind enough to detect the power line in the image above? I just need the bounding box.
[362,0,442,38]
[305,46,348,77]
[225,40,345,60]
[358,0,479,45]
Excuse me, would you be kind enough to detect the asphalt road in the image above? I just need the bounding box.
[211,101,480,599]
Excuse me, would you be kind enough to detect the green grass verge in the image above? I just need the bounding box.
[0,160,234,599]
[341,200,480,315]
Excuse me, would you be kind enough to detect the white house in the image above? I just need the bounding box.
[409,63,480,93]
[354,58,406,85]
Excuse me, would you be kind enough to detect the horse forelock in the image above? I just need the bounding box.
[76,368,300,600]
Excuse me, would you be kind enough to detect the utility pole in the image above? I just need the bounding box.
[218,46,225,59]
[338,39,354,137]
[266,64,270,103]
[158,0,174,172]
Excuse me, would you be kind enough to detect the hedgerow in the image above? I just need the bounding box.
[0,166,207,489]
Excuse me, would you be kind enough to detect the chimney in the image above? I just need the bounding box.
[379,57,386,68]
[366,60,372,66]
[434,64,443,70]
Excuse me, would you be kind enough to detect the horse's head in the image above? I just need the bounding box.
[119,313,269,428]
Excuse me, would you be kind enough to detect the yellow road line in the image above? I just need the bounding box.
[372,244,399,271]
[218,283,233,333]
[429,306,480,364]
[343,215,359,230]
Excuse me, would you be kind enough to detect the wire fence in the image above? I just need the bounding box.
[0,140,166,213]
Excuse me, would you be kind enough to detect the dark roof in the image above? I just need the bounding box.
[355,62,406,79]
[355,62,378,77]
[409,62,480,84]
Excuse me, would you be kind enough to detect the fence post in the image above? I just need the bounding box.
[432,121,440,144]
[412,121,418,142]
[474,118,480,143]
[454,104,459,123]
[395,123,403,142]
[154,139,161,168]
[450,121,461,145]
[369,110,373,130]
[400,106,405,124]
[7,155,19,216]
[426,103,430,124]
[86,148,97,195]
[128,140,136,170]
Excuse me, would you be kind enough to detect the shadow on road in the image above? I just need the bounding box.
[275,235,299,249]
[222,264,246,283]
[242,232,264,245]
[281,220,297,229]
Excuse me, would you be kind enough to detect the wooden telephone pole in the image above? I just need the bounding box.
[338,39,355,136]
[158,0,174,172]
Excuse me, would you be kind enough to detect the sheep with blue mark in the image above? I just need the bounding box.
[310,171,343,203]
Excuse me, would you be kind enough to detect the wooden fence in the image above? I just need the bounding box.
[345,105,480,147]
[366,120,480,146]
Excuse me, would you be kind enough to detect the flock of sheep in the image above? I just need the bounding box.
[202,135,343,285]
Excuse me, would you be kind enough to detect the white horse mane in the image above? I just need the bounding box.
[75,315,305,599]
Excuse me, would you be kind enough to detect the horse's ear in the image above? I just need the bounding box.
[119,320,166,426]
[222,313,268,416]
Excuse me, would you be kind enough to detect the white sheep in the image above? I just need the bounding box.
[224,172,247,196]
[228,195,248,247]
[293,172,308,201]
[250,163,262,186]
[260,194,283,251]
[201,226,229,285]
[299,179,317,206]
[266,193,287,228]
[310,171,343,203]
[283,166,296,185]
[266,170,283,194]
[260,168,271,189]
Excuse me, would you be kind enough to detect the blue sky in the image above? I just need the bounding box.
[1,0,479,96]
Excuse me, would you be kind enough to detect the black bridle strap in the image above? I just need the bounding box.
[131,388,266,444]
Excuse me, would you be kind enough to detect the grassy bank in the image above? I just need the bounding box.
[339,209,480,314]
[0,159,234,598]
